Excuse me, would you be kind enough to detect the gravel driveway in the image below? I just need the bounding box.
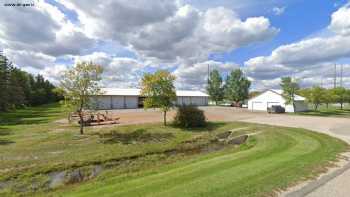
[107,106,350,196]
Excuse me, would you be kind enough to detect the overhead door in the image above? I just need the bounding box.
[111,96,124,109]
[251,101,266,111]
[182,97,191,105]
[96,96,112,109]
[125,96,138,109]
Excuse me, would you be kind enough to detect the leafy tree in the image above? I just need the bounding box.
[141,70,176,126]
[280,77,299,113]
[323,89,335,109]
[60,61,103,134]
[206,69,224,105]
[332,87,349,110]
[304,86,325,110]
[225,69,251,105]
[249,91,261,99]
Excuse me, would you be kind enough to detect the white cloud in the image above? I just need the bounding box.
[272,7,286,16]
[329,5,350,35]
[40,64,68,84]
[4,48,56,69]
[174,60,239,90]
[0,1,95,57]
[244,5,350,89]
[73,52,145,88]
[60,1,278,64]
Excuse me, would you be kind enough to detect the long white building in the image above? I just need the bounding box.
[92,88,209,109]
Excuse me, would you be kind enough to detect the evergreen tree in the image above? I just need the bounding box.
[0,52,61,111]
[0,52,11,111]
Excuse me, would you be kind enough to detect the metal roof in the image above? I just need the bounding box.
[100,88,209,97]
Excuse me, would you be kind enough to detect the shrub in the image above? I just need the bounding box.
[173,105,206,128]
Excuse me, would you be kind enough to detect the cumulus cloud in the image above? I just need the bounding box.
[174,60,239,90]
[60,1,278,64]
[244,5,350,89]
[73,52,145,88]
[40,64,68,84]
[0,1,95,57]
[272,7,286,16]
[60,0,178,39]
[329,5,350,35]
[4,48,56,69]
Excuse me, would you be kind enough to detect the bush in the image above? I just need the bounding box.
[173,105,206,128]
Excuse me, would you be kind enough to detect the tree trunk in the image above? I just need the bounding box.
[163,111,167,126]
[79,111,84,135]
[341,102,343,110]
[326,103,329,109]
[293,102,296,113]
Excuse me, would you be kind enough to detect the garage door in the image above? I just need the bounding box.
[182,97,191,105]
[252,101,266,111]
[96,96,112,109]
[111,96,124,109]
[125,96,138,109]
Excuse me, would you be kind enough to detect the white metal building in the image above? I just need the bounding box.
[248,89,308,112]
[92,88,209,110]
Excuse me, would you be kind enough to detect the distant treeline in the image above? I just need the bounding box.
[0,52,62,111]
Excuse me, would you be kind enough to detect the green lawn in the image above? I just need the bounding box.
[0,104,348,197]
[296,103,350,118]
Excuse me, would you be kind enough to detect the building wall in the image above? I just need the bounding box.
[176,96,208,106]
[93,95,208,109]
[248,91,308,112]
[92,95,138,109]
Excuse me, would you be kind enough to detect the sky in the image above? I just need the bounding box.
[0,0,350,91]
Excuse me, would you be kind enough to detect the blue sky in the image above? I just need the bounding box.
[214,0,347,65]
[1,0,350,90]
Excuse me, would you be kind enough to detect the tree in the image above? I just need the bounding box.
[206,69,224,105]
[303,86,325,110]
[60,61,103,134]
[323,89,335,109]
[0,53,11,111]
[225,69,251,106]
[280,77,299,113]
[332,87,348,110]
[0,52,60,112]
[141,70,176,126]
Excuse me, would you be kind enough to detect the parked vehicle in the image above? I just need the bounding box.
[267,105,285,113]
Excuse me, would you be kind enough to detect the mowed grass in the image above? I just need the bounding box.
[296,103,350,118]
[0,104,348,197]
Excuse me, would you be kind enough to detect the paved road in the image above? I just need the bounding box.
[109,106,350,196]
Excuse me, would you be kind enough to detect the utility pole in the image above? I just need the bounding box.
[340,64,343,88]
[207,64,210,84]
[334,64,337,88]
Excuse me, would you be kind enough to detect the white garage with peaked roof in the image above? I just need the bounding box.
[248,89,308,113]
[91,88,209,110]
